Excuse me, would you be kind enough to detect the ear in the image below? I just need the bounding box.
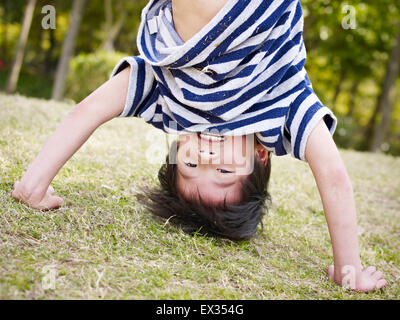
[255,144,268,166]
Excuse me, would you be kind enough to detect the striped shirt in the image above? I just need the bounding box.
[111,0,337,161]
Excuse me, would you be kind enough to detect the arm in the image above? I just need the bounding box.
[12,66,131,209]
[305,119,387,292]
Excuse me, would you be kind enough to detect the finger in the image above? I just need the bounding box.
[38,195,64,210]
[327,265,334,280]
[48,196,64,209]
[376,279,387,290]
[372,271,383,281]
[11,181,21,199]
[365,266,376,275]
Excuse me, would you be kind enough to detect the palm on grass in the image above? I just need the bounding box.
[12,181,63,210]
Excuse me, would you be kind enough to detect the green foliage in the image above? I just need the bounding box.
[333,116,364,150]
[65,50,126,102]
[0,68,53,99]
[301,0,400,155]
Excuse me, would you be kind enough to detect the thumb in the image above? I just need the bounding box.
[37,195,64,210]
[13,181,20,190]
[11,181,21,196]
[48,195,64,209]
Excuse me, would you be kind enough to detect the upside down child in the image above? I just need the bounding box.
[11,0,387,292]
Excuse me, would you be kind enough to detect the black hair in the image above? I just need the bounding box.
[138,140,272,241]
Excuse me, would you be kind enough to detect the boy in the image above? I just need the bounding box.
[142,133,272,241]
[12,0,386,292]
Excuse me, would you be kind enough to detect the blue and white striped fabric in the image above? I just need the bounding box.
[111,0,337,161]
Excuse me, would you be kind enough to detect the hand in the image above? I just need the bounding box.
[11,181,64,210]
[328,265,387,293]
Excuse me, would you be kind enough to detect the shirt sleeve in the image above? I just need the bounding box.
[284,84,337,161]
[110,56,156,118]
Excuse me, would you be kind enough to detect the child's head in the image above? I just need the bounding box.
[141,132,272,241]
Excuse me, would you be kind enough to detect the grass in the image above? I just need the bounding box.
[0,92,399,300]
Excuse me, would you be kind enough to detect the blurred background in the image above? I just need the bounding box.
[0,0,399,156]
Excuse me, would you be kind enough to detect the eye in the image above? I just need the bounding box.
[185,162,197,168]
[217,168,232,174]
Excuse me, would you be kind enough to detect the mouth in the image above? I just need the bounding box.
[198,132,226,143]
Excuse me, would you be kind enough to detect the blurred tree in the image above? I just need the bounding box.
[100,0,125,51]
[1,0,9,65]
[6,0,36,93]
[302,0,400,153]
[52,0,87,100]
[370,22,400,151]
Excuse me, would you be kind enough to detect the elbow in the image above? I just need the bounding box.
[68,100,102,125]
[70,100,92,116]
[67,101,86,118]
[323,163,354,194]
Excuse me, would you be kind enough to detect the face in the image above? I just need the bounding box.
[175,132,268,206]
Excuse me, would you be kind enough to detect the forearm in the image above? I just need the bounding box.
[306,120,387,292]
[314,165,362,276]
[17,66,131,204]
[305,120,361,278]
[19,105,101,202]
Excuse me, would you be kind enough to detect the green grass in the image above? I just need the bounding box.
[0,92,399,300]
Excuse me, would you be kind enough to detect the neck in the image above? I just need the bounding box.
[171,0,229,42]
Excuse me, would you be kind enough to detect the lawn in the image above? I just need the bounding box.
[0,93,399,299]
